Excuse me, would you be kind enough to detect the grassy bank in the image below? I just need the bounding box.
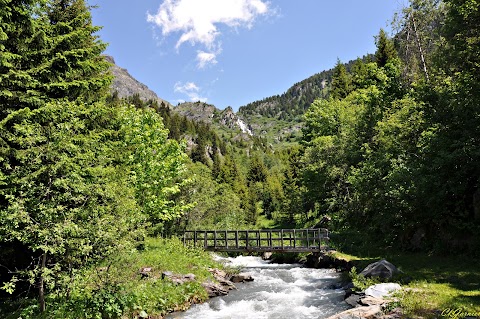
[1,237,224,319]
[329,231,480,318]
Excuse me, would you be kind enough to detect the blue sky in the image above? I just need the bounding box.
[88,0,404,111]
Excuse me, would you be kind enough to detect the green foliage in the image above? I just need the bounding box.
[121,105,190,233]
[0,237,223,319]
[176,162,247,230]
[247,153,268,183]
[348,267,380,292]
[0,0,111,116]
[0,100,142,305]
[392,0,445,83]
[0,1,193,313]
[38,0,112,102]
[296,0,480,254]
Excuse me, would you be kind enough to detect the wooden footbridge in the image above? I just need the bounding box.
[183,228,329,253]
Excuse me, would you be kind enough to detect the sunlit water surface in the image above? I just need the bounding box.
[166,255,349,319]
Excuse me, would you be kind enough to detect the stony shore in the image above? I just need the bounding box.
[163,253,405,319]
[304,253,406,319]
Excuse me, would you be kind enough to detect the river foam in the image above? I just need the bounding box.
[167,255,348,319]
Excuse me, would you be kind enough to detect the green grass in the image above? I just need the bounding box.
[329,230,480,318]
[1,237,226,319]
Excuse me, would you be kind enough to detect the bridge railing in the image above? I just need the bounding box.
[182,228,329,253]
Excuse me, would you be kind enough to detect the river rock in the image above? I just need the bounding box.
[184,273,196,281]
[382,307,404,319]
[325,304,382,319]
[202,281,229,298]
[344,293,363,307]
[161,271,196,285]
[161,271,173,279]
[365,283,401,299]
[230,273,254,283]
[207,268,237,290]
[209,268,227,280]
[359,296,388,306]
[360,260,399,279]
[306,251,352,270]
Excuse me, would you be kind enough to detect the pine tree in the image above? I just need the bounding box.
[330,59,352,99]
[38,0,111,102]
[0,0,111,118]
[247,153,268,184]
[211,149,222,180]
[374,28,397,67]
[0,1,123,313]
[0,101,141,312]
[0,0,43,117]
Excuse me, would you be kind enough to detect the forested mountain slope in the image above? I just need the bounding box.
[238,55,373,145]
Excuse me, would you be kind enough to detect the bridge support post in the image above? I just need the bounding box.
[281,229,284,249]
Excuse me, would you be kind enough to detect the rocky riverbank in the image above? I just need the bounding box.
[161,267,254,299]
[259,251,407,319]
[159,267,254,318]
[305,256,406,319]
[164,253,404,319]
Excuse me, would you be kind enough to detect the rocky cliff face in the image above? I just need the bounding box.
[173,102,216,123]
[105,55,255,139]
[173,102,253,137]
[105,55,170,107]
[220,107,253,136]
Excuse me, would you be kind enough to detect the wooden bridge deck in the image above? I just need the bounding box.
[182,228,329,253]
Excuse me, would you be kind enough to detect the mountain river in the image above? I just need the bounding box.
[166,255,349,319]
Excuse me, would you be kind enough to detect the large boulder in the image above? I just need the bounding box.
[360,260,399,279]
[365,283,402,299]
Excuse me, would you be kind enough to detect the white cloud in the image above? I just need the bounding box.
[174,81,208,102]
[174,81,199,93]
[196,50,218,68]
[147,0,269,66]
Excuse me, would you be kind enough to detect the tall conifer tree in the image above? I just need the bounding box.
[0,0,43,116]
[374,29,397,67]
[0,1,129,313]
[38,0,111,102]
[330,59,352,99]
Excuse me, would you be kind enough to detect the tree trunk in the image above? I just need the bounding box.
[39,252,47,312]
[474,188,480,221]
[411,13,429,81]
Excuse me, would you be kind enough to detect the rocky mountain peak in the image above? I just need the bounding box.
[105,55,170,107]
[173,102,253,137]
